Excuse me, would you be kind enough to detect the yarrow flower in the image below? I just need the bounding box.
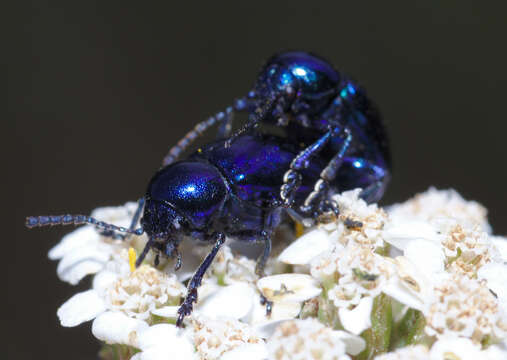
[192,316,265,360]
[265,318,365,360]
[41,188,507,359]
[424,273,507,343]
[57,250,186,324]
[374,345,429,360]
[387,187,491,232]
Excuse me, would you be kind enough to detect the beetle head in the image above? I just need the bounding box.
[254,51,341,120]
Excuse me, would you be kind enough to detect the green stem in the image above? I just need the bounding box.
[357,294,392,360]
[391,308,427,349]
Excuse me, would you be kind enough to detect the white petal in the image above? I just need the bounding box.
[92,311,149,347]
[48,226,99,260]
[197,282,254,320]
[136,324,195,359]
[257,274,321,302]
[492,236,507,262]
[404,239,445,274]
[195,279,221,303]
[430,337,482,360]
[382,281,424,312]
[278,228,332,265]
[483,345,507,359]
[338,296,373,335]
[221,343,268,360]
[139,346,196,360]
[137,324,185,349]
[383,221,440,251]
[91,202,138,227]
[57,289,107,327]
[253,319,291,338]
[150,306,179,318]
[478,262,507,306]
[56,242,112,285]
[92,269,119,294]
[382,256,437,312]
[334,330,366,355]
[248,295,302,326]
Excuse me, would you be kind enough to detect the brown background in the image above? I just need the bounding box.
[5,1,507,359]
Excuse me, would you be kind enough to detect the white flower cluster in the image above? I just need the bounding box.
[375,338,506,360]
[192,316,265,360]
[266,318,364,360]
[47,188,507,359]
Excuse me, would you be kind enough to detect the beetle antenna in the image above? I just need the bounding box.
[25,214,144,236]
[224,91,281,147]
[250,89,281,123]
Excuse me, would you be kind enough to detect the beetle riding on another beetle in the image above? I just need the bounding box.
[26,51,391,327]
[163,51,390,208]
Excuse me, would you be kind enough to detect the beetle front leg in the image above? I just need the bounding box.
[256,231,274,317]
[255,207,282,317]
[255,230,272,277]
[176,232,225,327]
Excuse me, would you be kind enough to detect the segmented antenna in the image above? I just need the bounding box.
[252,90,280,122]
[162,104,237,166]
[225,91,281,147]
[25,214,144,236]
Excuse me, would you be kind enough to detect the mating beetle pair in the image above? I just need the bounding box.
[26,51,391,327]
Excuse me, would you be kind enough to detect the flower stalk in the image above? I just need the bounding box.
[357,293,393,360]
[391,308,429,349]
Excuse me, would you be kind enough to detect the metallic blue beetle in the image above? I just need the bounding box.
[27,134,341,326]
[26,51,391,326]
[163,51,391,211]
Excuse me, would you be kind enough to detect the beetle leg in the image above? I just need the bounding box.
[260,294,273,316]
[256,231,274,317]
[319,128,352,184]
[135,238,153,267]
[301,128,352,216]
[255,230,272,277]
[280,127,341,207]
[359,179,389,203]
[256,208,281,317]
[176,232,225,327]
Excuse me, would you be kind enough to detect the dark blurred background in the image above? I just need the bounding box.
[5,1,507,359]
